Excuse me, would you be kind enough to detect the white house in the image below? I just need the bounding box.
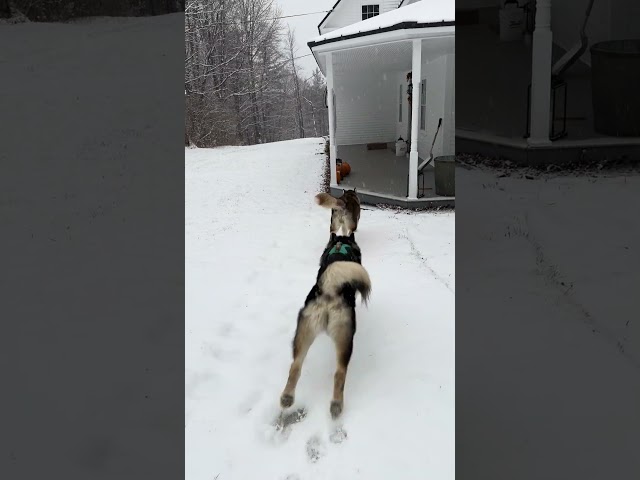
[308,0,455,207]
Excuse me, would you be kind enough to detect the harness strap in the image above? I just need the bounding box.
[328,243,351,256]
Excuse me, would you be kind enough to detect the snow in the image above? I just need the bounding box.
[185,138,455,480]
[310,0,455,44]
[456,166,640,478]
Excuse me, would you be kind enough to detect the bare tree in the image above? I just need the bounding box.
[286,27,305,139]
[0,0,11,18]
[184,0,328,147]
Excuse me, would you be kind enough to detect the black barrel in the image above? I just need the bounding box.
[434,156,455,197]
[591,39,640,136]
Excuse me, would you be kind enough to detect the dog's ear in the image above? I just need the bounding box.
[330,232,337,242]
[348,232,355,241]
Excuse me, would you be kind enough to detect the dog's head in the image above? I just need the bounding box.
[341,188,359,202]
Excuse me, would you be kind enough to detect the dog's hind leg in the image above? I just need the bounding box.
[280,306,321,408]
[327,310,355,419]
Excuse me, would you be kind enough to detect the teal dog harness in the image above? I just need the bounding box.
[328,243,352,256]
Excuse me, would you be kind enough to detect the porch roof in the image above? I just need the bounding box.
[308,3,454,75]
[310,0,455,47]
[323,35,453,76]
[309,4,454,75]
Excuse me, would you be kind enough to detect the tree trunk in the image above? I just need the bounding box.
[0,0,11,18]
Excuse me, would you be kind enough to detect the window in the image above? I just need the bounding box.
[419,79,426,130]
[362,5,379,20]
[398,84,403,122]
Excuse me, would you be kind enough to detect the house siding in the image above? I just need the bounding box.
[416,55,446,159]
[334,73,397,145]
[394,54,454,160]
[396,71,410,142]
[322,0,399,33]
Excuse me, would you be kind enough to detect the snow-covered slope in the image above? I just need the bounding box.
[185,138,455,480]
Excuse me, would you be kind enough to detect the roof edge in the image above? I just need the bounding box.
[317,0,343,36]
[308,20,455,49]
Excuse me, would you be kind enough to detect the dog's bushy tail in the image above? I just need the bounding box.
[315,193,345,210]
[320,261,371,305]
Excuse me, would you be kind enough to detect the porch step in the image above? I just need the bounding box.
[330,186,454,210]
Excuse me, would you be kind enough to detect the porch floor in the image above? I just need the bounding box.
[335,144,436,199]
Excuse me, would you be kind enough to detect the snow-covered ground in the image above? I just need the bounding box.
[185,138,455,480]
[456,165,640,478]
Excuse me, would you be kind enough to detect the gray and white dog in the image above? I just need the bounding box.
[280,232,371,419]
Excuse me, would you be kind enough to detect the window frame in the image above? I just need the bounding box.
[419,79,427,131]
[362,4,380,20]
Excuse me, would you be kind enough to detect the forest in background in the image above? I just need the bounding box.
[185,0,329,147]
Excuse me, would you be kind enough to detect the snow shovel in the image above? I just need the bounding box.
[417,117,442,172]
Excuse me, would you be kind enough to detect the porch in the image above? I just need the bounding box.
[331,144,453,209]
[456,12,640,164]
[308,0,455,208]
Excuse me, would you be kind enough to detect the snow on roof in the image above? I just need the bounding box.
[310,0,454,45]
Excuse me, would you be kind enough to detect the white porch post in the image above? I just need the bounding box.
[408,39,422,199]
[326,52,337,185]
[443,53,455,156]
[528,0,553,146]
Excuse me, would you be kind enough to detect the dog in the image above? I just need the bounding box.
[280,232,371,419]
[315,189,361,236]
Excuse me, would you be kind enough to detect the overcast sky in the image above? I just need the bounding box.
[274,0,337,77]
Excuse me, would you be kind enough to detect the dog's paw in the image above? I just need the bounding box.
[280,393,294,408]
[330,400,343,419]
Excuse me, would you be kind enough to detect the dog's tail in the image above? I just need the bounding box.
[315,192,345,210]
[320,261,371,305]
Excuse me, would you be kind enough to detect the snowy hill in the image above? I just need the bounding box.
[185,138,455,480]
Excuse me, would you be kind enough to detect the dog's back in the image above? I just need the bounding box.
[315,189,361,236]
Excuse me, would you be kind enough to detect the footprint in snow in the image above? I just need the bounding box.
[237,390,262,415]
[203,343,238,361]
[217,322,235,336]
[274,407,307,431]
[329,425,348,444]
[306,435,326,463]
[261,407,307,444]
